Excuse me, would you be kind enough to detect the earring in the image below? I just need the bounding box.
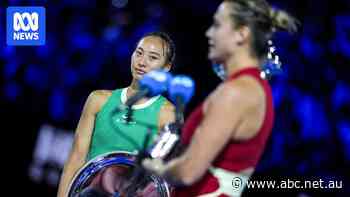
[261,40,282,79]
[212,63,227,81]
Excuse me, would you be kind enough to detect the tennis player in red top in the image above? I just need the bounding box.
[143,0,298,196]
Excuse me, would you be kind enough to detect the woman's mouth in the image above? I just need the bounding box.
[135,68,146,75]
[208,40,215,47]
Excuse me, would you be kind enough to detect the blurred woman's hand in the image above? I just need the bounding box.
[142,158,167,177]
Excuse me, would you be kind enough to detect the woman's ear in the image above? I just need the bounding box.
[237,26,251,45]
[163,63,172,72]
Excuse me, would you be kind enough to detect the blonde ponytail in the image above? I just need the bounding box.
[269,7,299,33]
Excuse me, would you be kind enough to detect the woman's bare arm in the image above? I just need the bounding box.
[57,90,110,197]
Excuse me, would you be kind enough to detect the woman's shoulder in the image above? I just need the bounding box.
[160,98,175,111]
[208,78,264,109]
[90,90,113,100]
[86,90,113,113]
[213,75,262,96]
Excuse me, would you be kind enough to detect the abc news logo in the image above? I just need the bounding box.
[14,12,39,39]
[7,7,45,46]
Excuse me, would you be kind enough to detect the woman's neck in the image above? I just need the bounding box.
[126,79,149,104]
[129,79,139,94]
[223,52,260,77]
[127,79,143,99]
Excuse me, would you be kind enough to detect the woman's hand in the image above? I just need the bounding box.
[142,158,168,177]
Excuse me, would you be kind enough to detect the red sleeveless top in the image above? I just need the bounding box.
[175,67,275,196]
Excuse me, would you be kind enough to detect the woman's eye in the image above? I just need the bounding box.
[150,56,158,60]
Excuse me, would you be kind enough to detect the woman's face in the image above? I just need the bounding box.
[206,2,238,63]
[131,36,170,80]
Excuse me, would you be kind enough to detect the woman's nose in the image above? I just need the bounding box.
[205,27,211,38]
[138,57,147,67]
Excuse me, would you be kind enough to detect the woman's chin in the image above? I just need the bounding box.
[208,52,214,60]
[208,53,220,63]
[132,73,143,80]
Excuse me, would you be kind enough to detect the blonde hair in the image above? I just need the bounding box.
[269,7,299,33]
[224,0,299,58]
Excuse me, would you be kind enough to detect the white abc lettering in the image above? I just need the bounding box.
[13,32,40,40]
[13,12,39,31]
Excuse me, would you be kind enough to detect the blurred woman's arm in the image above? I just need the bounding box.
[57,90,110,197]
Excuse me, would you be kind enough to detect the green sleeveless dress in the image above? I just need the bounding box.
[86,88,166,161]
